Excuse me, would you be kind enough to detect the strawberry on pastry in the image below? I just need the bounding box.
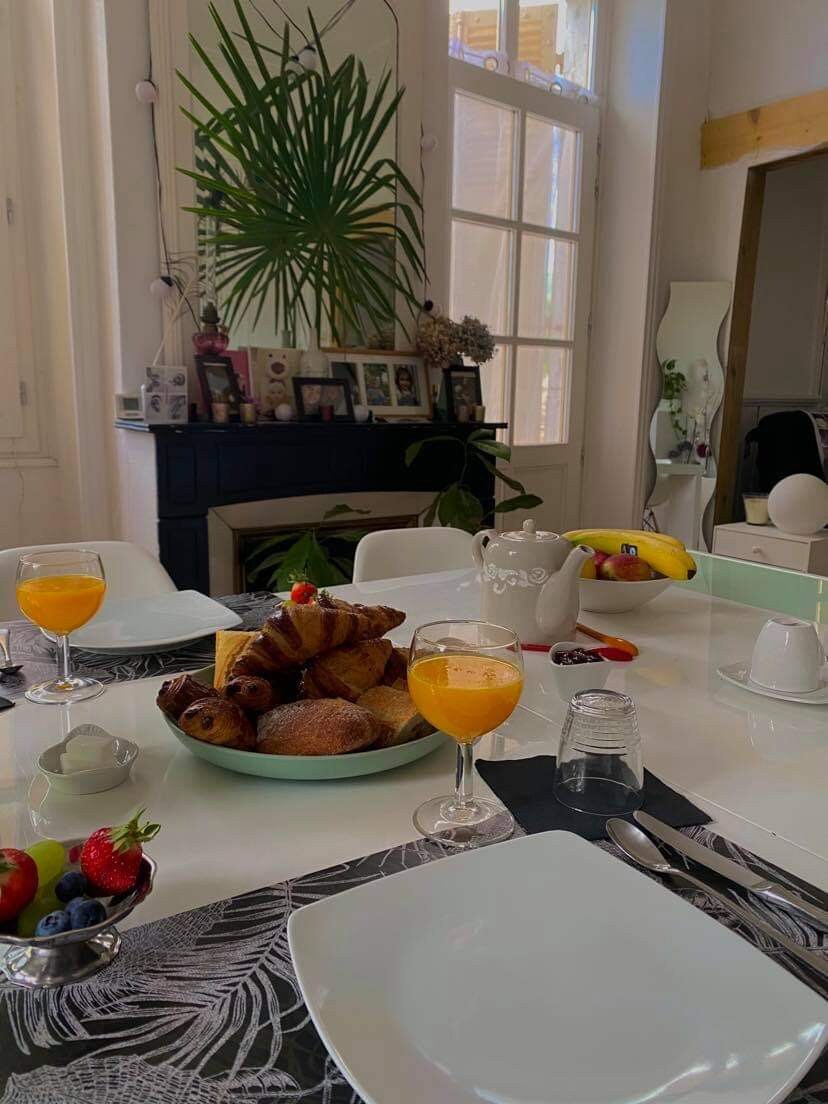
[80,809,160,895]
[0,848,38,924]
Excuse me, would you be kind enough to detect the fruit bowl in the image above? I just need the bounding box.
[579,576,672,614]
[0,840,155,989]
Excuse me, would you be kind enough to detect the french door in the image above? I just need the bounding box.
[448,58,598,531]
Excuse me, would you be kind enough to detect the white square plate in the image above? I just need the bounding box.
[67,590,242,653]
[289,832,827,1104]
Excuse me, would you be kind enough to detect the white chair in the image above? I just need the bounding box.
[352,527,474,584]
[0,541,176,621]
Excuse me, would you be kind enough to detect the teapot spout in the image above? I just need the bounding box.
[535,543,593,643]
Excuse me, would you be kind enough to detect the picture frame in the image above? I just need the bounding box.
[443,364,482,421]
[227,348,252,401]
[328,352,430,418]
[251,346,301,417]
[140,365,188,424]
[293,376,355,422]
[195,355,244,416]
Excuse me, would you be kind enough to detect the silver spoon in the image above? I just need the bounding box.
[0,629,23,677]
[607,818,828,980]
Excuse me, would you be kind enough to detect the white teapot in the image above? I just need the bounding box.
[472,520,592,645]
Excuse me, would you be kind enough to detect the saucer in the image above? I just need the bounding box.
[717,662,828,705]
[38,726,139,794]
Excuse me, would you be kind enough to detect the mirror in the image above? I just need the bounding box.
[647,282,731,549]
[184,0,400,348]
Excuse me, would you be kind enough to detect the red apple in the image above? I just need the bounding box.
[599,553,653,582]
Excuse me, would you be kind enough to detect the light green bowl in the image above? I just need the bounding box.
[160,667,446,781]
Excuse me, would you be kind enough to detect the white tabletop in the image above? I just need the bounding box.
[1,569,827,929]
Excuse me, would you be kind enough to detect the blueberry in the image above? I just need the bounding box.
[55,871,88,903]
[34,910,71,937]
[67,899,106,931]
[65,896,89,923]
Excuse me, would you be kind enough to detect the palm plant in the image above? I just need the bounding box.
[179,2,425,344]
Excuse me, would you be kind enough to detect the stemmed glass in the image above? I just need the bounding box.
[408,620,524,848]
[16,549,107,704]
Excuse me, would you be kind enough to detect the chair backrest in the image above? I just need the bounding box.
[352,527,474,584]
[0,541,176,622]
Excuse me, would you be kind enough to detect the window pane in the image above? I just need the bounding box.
[453,93,515,219]
[517,0,596,91]
[513,345,570,445]
[450,220,512,334]
[518,233,576,340]
[449,1,501,61]
[523,115,579,231]
[480,344,509,425]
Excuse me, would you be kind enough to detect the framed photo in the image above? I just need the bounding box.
[195,355,244,415]
[140,365,188,424]
[227,348,252,401]
[293,376,355,421]
[251,347,301,417]
[443,364,482,421]
[328,352,429,418]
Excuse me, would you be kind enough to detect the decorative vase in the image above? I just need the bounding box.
[299,329,329,378]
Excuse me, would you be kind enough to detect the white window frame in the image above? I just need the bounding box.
[448,56,599,448]
[0,0,42,459]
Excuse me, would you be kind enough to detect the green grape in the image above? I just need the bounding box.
[15,877,61,937]
[26,839,65,886]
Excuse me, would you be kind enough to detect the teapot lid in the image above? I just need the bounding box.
[500,519,559,542]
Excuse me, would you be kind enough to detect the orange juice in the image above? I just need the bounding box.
[408,654,523,743]
[17,575,106,634]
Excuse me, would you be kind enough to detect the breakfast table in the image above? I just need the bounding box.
[0,568,826,1102]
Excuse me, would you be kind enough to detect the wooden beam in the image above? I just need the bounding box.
[701,89,828,169]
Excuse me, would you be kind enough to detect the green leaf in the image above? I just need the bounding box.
[474,454,528,494]
[322,503,371,520]
[472,439,511,461]
[405,435,464,467]
[437,484,484,533]
[495,494,544,514]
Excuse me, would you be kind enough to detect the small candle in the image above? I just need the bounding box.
[240,402,257,424]
[211,402,229,424]
[743,494,770,525]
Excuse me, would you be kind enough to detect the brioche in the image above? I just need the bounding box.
[157,674,217,721]
[303,639,393,702]
[357,686,433,748]
[178,697,256,750]
[214,630,258,688]
[257,698,390,756]
[230,599,405,679]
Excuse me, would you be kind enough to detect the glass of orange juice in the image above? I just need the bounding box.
[16,549,107,704]
[408,620,523,848]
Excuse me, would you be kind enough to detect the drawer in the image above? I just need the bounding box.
[712,529,810,571]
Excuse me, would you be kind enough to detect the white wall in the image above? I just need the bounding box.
[743,156,828,402]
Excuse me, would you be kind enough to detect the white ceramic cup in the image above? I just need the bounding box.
[749,617,824,693]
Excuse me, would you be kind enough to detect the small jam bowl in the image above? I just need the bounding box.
[0,839,155,988]
[548,641,614,702]
[38,727,139,796]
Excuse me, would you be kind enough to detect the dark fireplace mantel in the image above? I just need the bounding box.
[116,420,507,591]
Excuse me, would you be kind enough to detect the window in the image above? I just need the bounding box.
[448,73,597,446]
[449,0,598,94]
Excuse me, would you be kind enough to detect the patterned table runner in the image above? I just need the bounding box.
[1,827,826,1103]
[0,593,277,701]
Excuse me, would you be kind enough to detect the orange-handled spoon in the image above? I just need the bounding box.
[576,622,639,657]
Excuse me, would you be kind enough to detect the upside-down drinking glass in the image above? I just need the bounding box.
[16,549,107,704]
[408,620,523,848]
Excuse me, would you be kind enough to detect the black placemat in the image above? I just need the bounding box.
[477,755,710,840]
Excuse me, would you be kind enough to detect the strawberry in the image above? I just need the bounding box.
[80,809,160,895]
[290,580,317,605]
[0,848,38,924]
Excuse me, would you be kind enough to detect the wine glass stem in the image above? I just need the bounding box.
[56,634,73,690]
[455,743,475,809]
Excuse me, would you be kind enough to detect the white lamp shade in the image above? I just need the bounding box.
[767,473,828,535]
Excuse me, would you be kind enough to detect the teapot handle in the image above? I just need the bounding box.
[472,528,497,569]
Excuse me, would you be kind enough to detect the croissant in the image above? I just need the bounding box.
[257,699,390,756]
[157,674,218,721]
[303,639,393,702]
[214,630,258,688]
[223,676,275,713]
[178,698,256,750]
[380,645,409,691]
[230,599,405,678]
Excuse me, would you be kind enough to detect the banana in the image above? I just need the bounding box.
[562,528,697,581]
[564,527,686,552]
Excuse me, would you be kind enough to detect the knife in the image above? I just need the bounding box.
[634,811,828,931]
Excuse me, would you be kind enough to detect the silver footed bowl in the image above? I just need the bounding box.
[0,838,156,989]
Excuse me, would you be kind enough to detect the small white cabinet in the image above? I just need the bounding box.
[712,523,828,576]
